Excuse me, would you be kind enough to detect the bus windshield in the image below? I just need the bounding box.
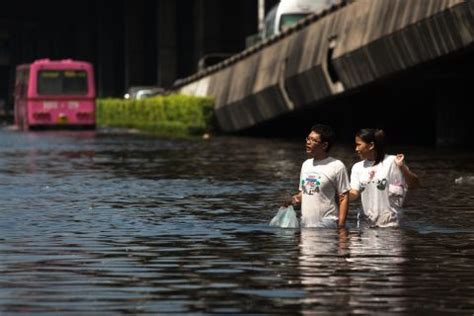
[279,13,310,31]
[37,70,88,95]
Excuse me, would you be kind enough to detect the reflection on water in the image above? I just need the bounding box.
[298,228,405,314]
[346,228,406,313]
[298,228,351,313]
[0,129,473,314]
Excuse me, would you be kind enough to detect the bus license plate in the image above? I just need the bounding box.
[58,116,69,124]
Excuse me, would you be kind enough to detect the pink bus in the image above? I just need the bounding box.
[14,59,96,130]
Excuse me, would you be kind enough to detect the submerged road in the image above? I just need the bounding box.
[0,128,473,314]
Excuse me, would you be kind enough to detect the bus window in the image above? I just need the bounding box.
[37,70,88,95]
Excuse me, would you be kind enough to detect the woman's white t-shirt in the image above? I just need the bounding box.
[299,157,350,228]
[350,155,407,227]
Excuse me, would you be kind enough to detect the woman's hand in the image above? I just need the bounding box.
[395,154,405,167]
[395,154,421,189]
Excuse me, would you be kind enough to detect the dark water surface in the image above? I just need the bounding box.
[0,129,473,314]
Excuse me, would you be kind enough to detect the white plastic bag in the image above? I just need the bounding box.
[269,205,299,228]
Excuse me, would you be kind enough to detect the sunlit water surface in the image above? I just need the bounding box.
[0,129,473,314]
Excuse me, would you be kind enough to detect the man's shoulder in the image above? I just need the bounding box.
[302,158,313,167]
[324,157,348,176]
[327,157,346,168]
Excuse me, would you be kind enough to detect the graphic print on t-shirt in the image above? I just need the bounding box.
[376,178,387,190]
[366,168,388,191]
[302,174,322,195]
[360,177,387,191]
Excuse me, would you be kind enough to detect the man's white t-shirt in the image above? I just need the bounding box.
[299,157,350,228]
[350,155,407,227]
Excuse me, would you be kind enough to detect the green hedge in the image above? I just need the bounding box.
[96,94,215,137]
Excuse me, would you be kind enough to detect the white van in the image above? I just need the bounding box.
[267,0,343,37]
[246,0,343,47]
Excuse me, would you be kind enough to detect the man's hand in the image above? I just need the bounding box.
[283,192,301,207]
[282,195,293,207]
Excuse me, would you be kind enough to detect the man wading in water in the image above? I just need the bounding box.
[287,124,350,229]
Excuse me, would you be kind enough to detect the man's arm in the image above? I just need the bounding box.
[338,192,349,228]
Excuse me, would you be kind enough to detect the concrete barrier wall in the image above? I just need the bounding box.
[333,0,473,89]
[213,37,293,130]
[177,0,473,132]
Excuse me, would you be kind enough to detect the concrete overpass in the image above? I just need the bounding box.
[175,0,474,146]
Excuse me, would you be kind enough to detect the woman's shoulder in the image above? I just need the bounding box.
[384,154,397,164]
[352,160,365,170]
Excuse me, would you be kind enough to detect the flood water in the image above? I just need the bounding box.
[0,128,473,314]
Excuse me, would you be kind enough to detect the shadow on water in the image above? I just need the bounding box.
[0,128,473,314]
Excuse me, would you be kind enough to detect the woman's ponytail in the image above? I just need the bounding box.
[373,129,386,165]
[356,128,386,165]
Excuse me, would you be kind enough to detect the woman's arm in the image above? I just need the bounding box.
[348,189,360,202]
[395,154,420,189]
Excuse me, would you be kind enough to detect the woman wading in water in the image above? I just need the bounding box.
[349,129,420,228]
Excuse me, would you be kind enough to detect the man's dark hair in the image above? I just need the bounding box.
[311,124,335,152]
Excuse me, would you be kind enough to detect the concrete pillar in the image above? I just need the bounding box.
[435,76,473,147]
[74,2,97,63]
[156,0,177,87]
[124,0,145,89]
[96,1,125,97]
[194,0,221,69]
[123,0,158,88]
